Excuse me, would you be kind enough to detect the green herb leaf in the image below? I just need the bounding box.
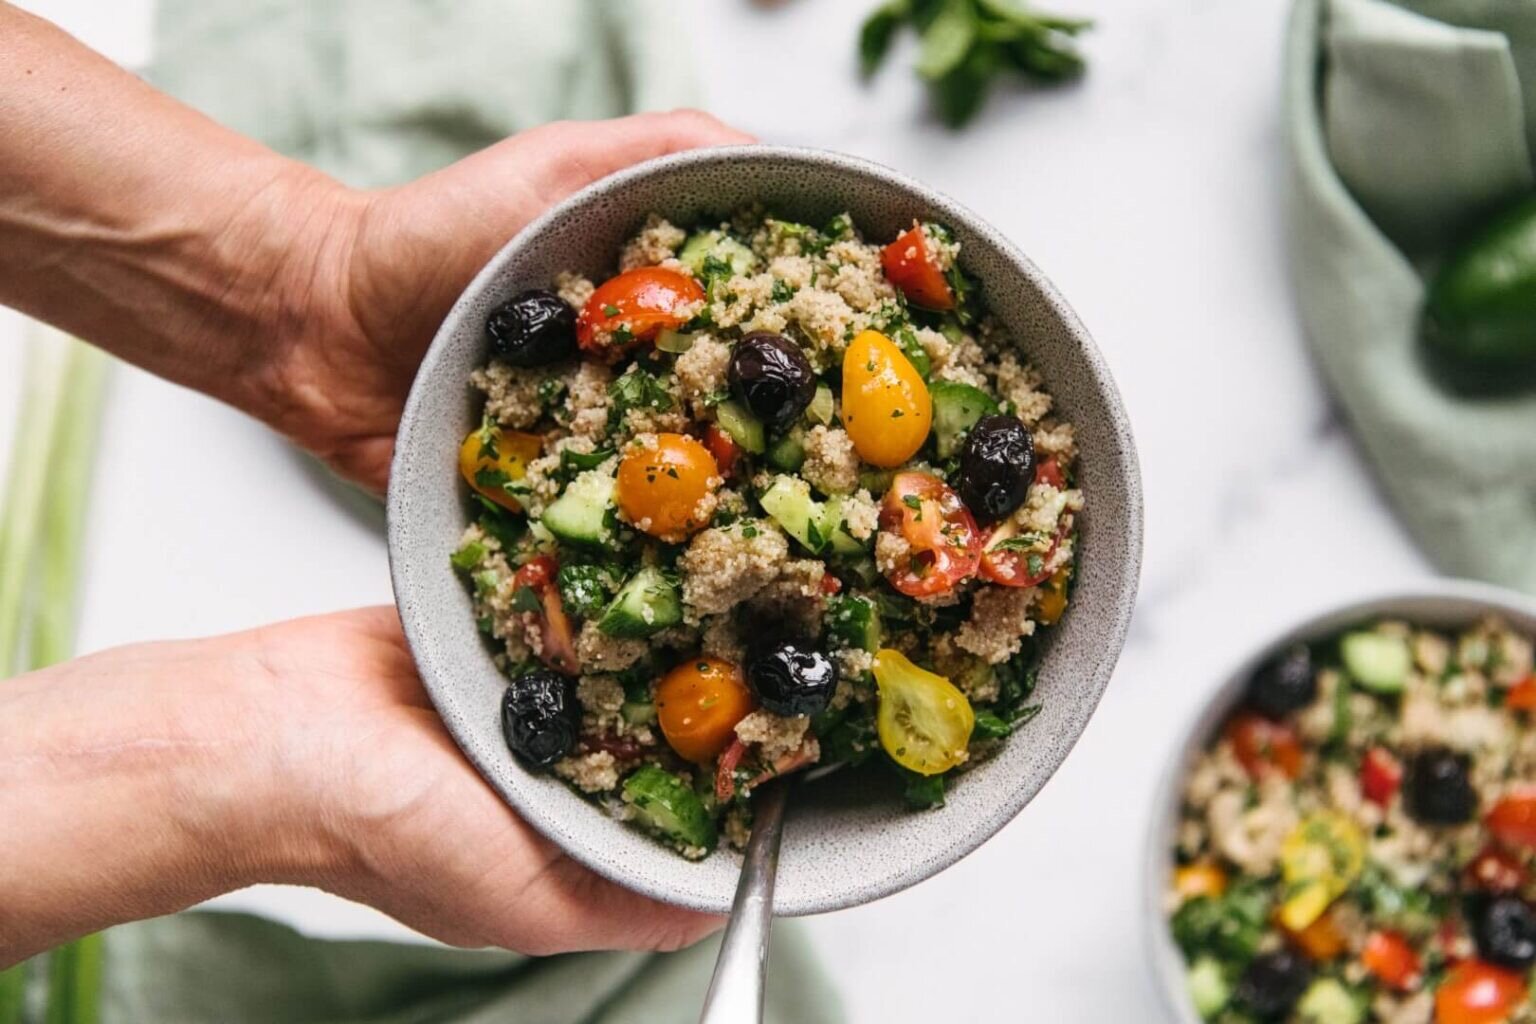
[859,0,910,75]
[915,0,977,81]
[510,584,543,615]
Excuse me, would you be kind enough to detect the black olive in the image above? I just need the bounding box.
[1232,949,1312,1020]
[728,332,816,430]
[1245,644,1317,719]
[486,289,577,367]
[1471,896,1536,970]
[744,639,838,717]
[1405,746,1478,825]
[954,415,1036,525]
[501,670,579,768]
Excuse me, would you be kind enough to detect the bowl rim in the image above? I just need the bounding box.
[1142,577,1536,1021]
[388,143,1144,915]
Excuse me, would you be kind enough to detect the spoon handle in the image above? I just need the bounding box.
[697,780,789,1024]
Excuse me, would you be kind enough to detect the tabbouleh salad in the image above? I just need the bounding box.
[1169,618,1536,1024]
[450,207,1082,859]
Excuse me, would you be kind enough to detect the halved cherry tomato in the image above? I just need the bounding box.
[978,519,1065,588]
[881,225,954,311]
[1487,788,1536,850]
[872,648,974,775]
[1466,846,1528,894]
[878,472,981,598]
[576,267,704,358]
[1035,567,1072,625]
[1173,862,1228,902]
[1226,711,1305,780]
[655,656,755,764]
[1361,747,1404,806]
[702,423,742,480]
[511,555,578,675]
[1435,960,1527,1024]
[716,737,748,802]
[1507,675,1536,712]
[1035,456,1065,490]
[459,424,541,513]
[819,573,843,596]
[842,329,932,467]
[1283,908,1348,961]
[1362,930,1422,990]
[615,432,720,542]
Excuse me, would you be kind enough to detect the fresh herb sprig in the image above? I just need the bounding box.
[859,0,1091,128]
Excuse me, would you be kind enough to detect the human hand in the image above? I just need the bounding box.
[264,111,754,493]
[0,608,721,965]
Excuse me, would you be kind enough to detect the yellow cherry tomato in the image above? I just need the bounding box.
[656,656,755,763]
[1036,567,1072,625]
[459,423,541,512]
[615,432,720,542]
[873,648,974,776]
[841,329,932,467]
[1278,811,1364,931]
[1173,862,1228,903]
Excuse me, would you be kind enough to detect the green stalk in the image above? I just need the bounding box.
[0,969,24,1024]
[43,938,101,1024]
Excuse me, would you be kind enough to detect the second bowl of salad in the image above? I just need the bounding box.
[388,146,1142,915]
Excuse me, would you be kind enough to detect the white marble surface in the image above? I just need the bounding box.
[1,0,1442,1020]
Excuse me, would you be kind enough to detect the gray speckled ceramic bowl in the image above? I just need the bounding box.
[1144,581,1536,1022]
[387,145,1143,916]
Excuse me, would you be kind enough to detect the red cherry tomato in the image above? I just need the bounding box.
[881,226,954,311]
[511,555,579,675]
[878,471,981,598]
[1035,456,1065,489]
[1361,747,1404,806]
[978,521,1064,588]
[1362,930,1422,991]
[703,423,742,480]
[1465,846,1528,894]
[1435,960,1528,1024]
[1225,711,1305,780]
[819,573,843,596]
[1507,675,1536,712]
[1488,788,1536,850]
[576,267,704,358]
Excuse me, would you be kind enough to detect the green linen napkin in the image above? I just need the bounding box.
[9,912,838,1024]
[121,4,844,1022]
[1286,0,1536,591]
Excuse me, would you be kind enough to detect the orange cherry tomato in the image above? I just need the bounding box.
[655,656,755,764]
[703,422,742,480]
[1284,908,1348,961]
[615,433,720,542]
[1507,675,1536,712]
[459,425,541,513]
[1225,711,1305,780]
[878,471,981,598]
[1362,930,1422,990]
[1361,747,1404,806]
[1173,862,1228,902]
[576,267,704,359]
[511,555,578,675]
[1465,846,1528,894]
[881,225,954,311]
[1435,960,1527,1024]
[1487,788,1536,850]
[841,329,932,468]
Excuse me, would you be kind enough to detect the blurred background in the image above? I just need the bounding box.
[0,0,1446,1020]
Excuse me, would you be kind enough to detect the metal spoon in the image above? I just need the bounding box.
[697,762,839,1024]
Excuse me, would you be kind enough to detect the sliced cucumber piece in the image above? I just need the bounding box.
[821,496,873,555]
[598,565,682,639]
[1296,978,1366,1024]
[930,380,1001,458]
[758,475,865,556]
[541,470,616,548]
[678,229,759,277]
[1185,957,1230,1021]
[715,399,766,454]
[621,700,657,727]
[826,594,881,652]
[858,467,894,496]
[765,427,806,472]
[621,765,717,853]
[1341,631,1412,693]
[655,327,694,353]
[806,383,835,426]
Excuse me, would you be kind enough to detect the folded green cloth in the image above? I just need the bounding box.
[131,5,842,1022]
[10,912,837,1024]
[1286,0,1536,591]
